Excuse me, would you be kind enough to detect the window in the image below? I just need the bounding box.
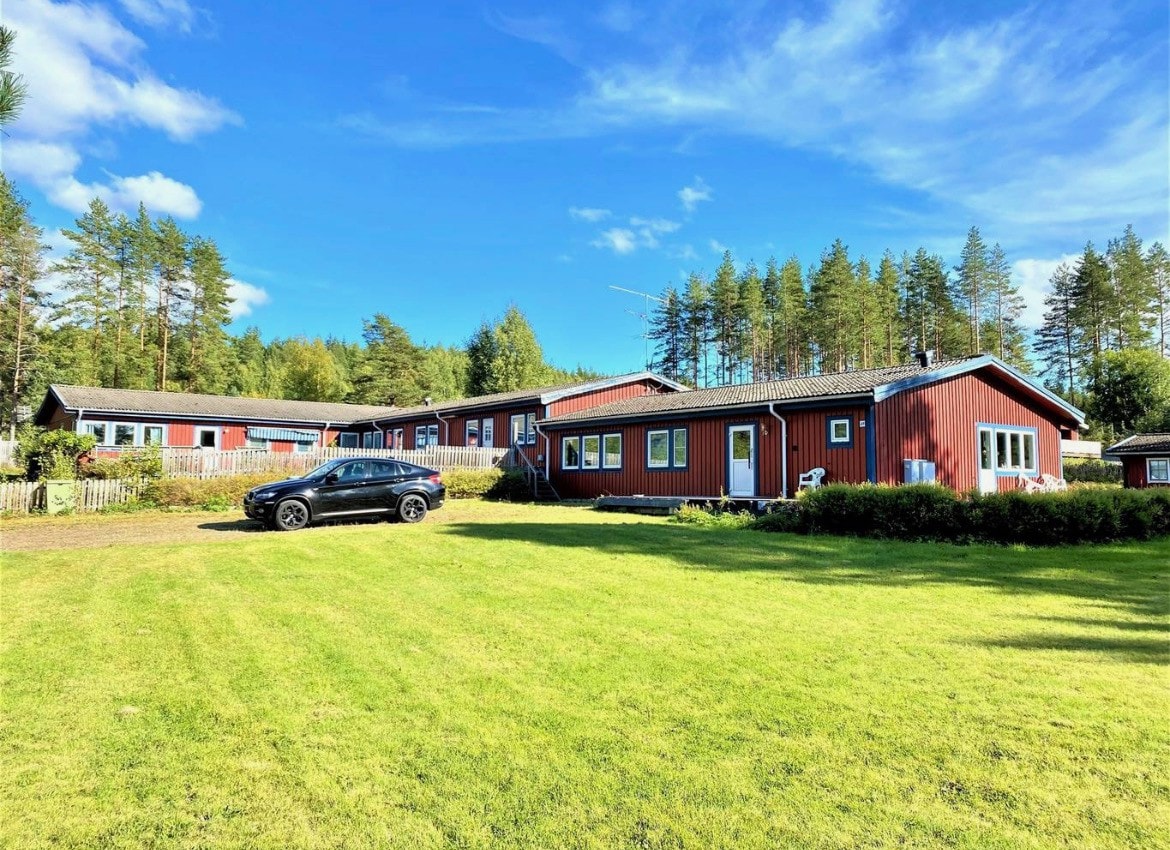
[142,425,164,446]
[245,437,269,449]
[827,416,853,448]
[336,461,367,482]
[986,425,1038,474]
[511,414,526,446]
[466,419,479,447]
[672,428,687,468]
[338,433,359,448]
[648,430,670,468]
[482,419,494,448]
[112,424,135,446]
[415,424,439,447]
[82,422,107,444]
[526,413,536,446]
[1148,458,1170,483]
[582,435,600,469]
[603,434,622,469]
[362,431,383,449]
[370,461,404,479]
[196,427,217,449]
[294,439,314,453]
[393,428,404,449]
[562,436,580,469]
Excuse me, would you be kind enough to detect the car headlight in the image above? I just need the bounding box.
[253,490,278,501]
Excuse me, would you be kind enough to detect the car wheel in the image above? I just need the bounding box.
[397,493,428,523]
[273,499,310,531]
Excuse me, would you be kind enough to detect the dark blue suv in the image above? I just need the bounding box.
[244,457,446,531]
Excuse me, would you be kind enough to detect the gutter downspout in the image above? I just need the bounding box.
[767,402,788,499]
[372,420,385,449]
[533,421,550,481]
[321,421,331,449]
[434,410,453,444]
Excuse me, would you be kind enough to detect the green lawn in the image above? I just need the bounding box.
[2,502,1168,849]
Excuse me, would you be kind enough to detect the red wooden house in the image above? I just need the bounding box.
[539,354,1086,500]
[34,385,397,453]
[1105,434,1170,488]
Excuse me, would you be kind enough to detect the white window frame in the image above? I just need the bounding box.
[362,431,383,449]
[195,426,219,449]
[582,435,601,470]
[1148,457,1170,484]
[510,414,527,446]
[525,413,537,446]
[415,424,439,448]
[481,419,494,448]
[294,439,315,453]
[988,425,1038,474]
[466,419,480,447]
[562,436,581,470]
[829,418,851,444]
[245,437,270,450]
[81,421,109,445]
[672,428,688,468]
[648,429,670,469]
[602,433,622,469]
[140,424,166,447]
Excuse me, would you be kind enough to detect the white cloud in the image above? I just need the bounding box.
[629,216,680,234]
[678,177,712,212]
[227,279,270,320]
[569,206,611,222]
[3,139,202,218]
[1012,253,1080,328]
[592,228,638,254]
[709,239,728,254]
[119,0,197,32]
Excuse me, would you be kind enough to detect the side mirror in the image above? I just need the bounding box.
[325,472,339,484]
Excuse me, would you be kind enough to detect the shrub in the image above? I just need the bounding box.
[17,425,96,480]
[83,446,164,481]
[1063,459,1123,485]
[143,473,277,508]
[441,468,504,498]
[674,503,756,529]
[485,470,531,502]
[750,484,1170,546]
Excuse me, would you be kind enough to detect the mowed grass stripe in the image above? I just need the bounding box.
[2,501,1167,849]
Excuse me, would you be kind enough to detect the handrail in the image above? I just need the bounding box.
[511,446,560,501]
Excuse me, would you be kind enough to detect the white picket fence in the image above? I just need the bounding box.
[121,445,513,479]
[0,478,149,514]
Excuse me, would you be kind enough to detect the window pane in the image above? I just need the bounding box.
[980,430,993,470]
[199,430,216,448]
[582,435,600,469]
[1023,433,1035,470]
[673,429,687,467]
[511,415,525,445]
[86,423,107,443]
[143,425,163,446]
[466,420,479,446]
[996,432,1009,468]
[113,424,135,446]
[339,433,358,448]
[830,419,849,442]
[648,431,669,467]
[1010,433,1022,468]
[603,434,621,468]
[1150,460,1169,482]
[526,414,536,445]
[563,437,580,468]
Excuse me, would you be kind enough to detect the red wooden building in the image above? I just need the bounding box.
[35,385,397,453]
[1105,434,1170,488]
[539,354,1086,500]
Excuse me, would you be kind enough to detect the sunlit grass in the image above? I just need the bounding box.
[2,501,1167,849]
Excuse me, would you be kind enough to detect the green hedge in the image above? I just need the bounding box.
[442,468,504,498]
[1063,458,1124,485]
[751,483,1170,545]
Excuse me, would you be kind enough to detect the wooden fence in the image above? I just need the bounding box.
[0,478,148,514]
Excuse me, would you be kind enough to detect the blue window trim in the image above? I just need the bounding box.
[581,434,602,471]
[826,415,854,449]
[560,432,623,472]
[724,422,759,497]
[976,422,1040,476]
[645,426,688,472]
[864,405,876,483]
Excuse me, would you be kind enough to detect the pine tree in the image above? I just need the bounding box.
[985,243,1027,367]
[708,251,739,385]
[648,286,685,382]
[0,175,47,437]
[681,272,710,387]
[465,321,498,396]
[489,306,546,392]
[0,26,28,127]
[1107,225,1154,348]
[1147,242,1169,357]
[1070,243,1113,380]
[854,256,880,369]
[1034,263,1080,403]
[54,199,120,385]
[153,217,189,390]
[761,258,782,379]
[350,314,420,404]
[778,257,807,376]
[874,252,902,366]
[183,237,233,393]
[737,261,765,381]
[809,239,855,373]
[954,226,989,353]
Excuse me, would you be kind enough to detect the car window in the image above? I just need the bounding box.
[337,462,367,482]
[369,461,402,480]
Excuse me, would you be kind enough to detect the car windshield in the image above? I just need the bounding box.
[304,459,347,479]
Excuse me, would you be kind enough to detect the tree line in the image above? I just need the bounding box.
[0,176,596,436]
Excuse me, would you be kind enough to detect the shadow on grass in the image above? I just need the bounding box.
[973,634,1169,664]
[437,521,1170,625]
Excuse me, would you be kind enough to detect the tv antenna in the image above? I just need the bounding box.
[609,285,666,369]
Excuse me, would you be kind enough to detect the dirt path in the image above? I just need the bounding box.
[0,510,269,552]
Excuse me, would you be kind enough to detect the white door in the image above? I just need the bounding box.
[482,419,494,448]
[728,425,755,497]
[977,427,996,494]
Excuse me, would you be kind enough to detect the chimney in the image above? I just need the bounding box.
[915,349,935,368]
[424,396,433,406]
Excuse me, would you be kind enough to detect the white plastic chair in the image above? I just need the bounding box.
[797,467,826,491]
[1039,474,1067,492]
[1019,473,1044,493]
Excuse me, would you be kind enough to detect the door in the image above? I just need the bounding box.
[316,460,374,515]
[481,419,494,448]
[728,425,756,497]
[977,427,996,494]
[364,460,408,512]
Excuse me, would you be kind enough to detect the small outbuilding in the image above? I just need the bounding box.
[1105,434,1170,488]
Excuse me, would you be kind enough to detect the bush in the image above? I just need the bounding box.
[143,473,277,509]
[750,484,1170,546]
[1063,458,1123,485]
[485,470,531,502]
[674,503,756,529]
[17,425,96,480]
[83,446,164,481]
[441,468,504,498]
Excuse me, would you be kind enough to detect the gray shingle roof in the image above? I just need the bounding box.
[354,372,682,423]
[1106,433,1170,455]
[544,358,977,424]
[45,385,396,425]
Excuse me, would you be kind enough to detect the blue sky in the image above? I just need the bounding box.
[4,0,1168,375]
